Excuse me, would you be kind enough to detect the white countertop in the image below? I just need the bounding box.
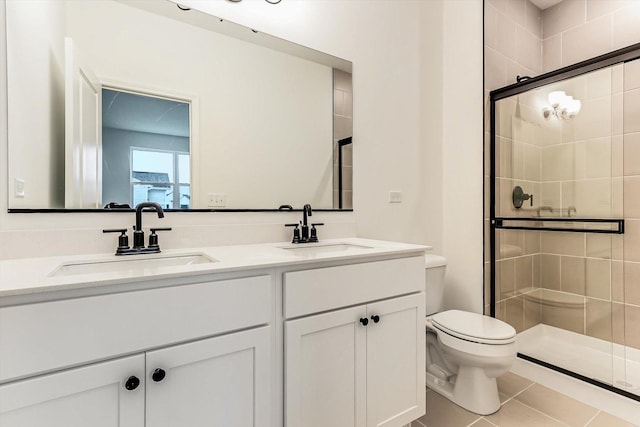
[0,238,428,300]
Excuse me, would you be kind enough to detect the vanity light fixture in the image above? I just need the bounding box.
[542,90,581,119]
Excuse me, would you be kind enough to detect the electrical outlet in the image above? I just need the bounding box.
[389,191,402,203]
[207,193,226,207]
[14,178,25,198]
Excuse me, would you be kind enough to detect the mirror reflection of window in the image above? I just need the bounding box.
[131,149,190,209]
[101,88,190,209]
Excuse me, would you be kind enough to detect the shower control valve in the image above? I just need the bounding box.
[512,186,533,209]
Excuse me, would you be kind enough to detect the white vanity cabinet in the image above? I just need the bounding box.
[0,354,145,427]
[283,256,426,427]
[0,273,273,427]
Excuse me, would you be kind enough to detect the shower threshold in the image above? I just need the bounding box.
[516,324,640,399]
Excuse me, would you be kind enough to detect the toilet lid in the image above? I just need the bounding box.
[431,310,516,344]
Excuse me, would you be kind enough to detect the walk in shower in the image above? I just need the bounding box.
[490,43,640,400]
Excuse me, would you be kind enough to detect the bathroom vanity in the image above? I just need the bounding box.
[0,239,427,427]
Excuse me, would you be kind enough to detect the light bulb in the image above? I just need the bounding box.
[548,91,565,108]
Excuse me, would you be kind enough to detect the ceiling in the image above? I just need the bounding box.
[102,89,190,138]
[529,0,564,10]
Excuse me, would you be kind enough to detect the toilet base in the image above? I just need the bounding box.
[427,365,501,415]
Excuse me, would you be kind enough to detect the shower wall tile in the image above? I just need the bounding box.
[624,58,640,91]
[612,302,625,345]
[540,254,561,290]
[612,177,624,218]
[585,138,612,179]
[611,234,624,261]
[497,258,516,300]
[623,219,640,262]
[586,67,612,100]
[623,88,640,134]
[612,93,624,136]
[533,254,540,288]
[562,179,612,218]
[497,13,518,59]
[562,15,612,67]
[541,232,584,256]
[624,304,640,349]
[523,144,540,181]
[542,35,561,73]
[524,289,541,329]
[524,0,542,37]
[516,256,534,291]
[612,3,640,50]
[623,261,640,306]
[613,63,624,94]
[586,258,611,300]
[485,47,508,91]
[574,96,612,141]
[587,0,634,20]
[539,182,561,208]
[541,144,574,181]
[524,231,540,255]
[543,0,586,38]
[506,296,525,333]
[623,132,640,176]
[561,256,586,295]
[485,4,498,50]
[516,26,542,72]
[624,177,640,218]
[586,298,613,342]
[586,234,612,259]
[611,260,624,302]
[612,135,623,177]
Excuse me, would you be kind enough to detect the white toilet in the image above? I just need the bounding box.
[424,254,516,415]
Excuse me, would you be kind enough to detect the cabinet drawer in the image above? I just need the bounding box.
[0,274,272,383]
[284,256,423,318]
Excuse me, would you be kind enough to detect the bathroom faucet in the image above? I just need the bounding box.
[285,204,324,243]
[134,202,165,248]
[301,204,312,241]
[103,202,171,255]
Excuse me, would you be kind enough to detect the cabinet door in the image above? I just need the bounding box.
[366,293,425,427]
[0,354,144,427]
[285,306,367,427]
[146,326,271,427]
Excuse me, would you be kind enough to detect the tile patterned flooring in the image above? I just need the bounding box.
[412,372,639,427]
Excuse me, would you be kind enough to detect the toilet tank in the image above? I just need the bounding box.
[424,254,447,316]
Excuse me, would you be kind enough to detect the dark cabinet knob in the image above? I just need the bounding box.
[359,317,369,326]
[371,315,380,323]
[152,368,166,382]
[124,375,140,391]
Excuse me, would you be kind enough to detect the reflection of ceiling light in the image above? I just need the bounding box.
[543,90,581,119]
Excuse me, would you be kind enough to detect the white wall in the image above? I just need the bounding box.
[0,0,487,315]
[5,0,65,208]
[440,0,484,313]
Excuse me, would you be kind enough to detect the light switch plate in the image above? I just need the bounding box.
[389,191,402,203]
[14,178,25,198]
[207,193,226,207]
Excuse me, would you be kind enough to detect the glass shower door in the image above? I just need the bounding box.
[491,63,628,393]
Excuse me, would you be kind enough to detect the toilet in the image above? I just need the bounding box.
[424,254,516,415]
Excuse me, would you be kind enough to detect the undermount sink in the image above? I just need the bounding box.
[281,243,373,256]
[49,253,216,277]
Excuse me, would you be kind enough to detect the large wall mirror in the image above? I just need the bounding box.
[5,0,353,211]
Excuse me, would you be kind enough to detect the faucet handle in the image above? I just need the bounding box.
[309,223,324,243]
[285,223,301,244]
[103,229,130,252]
[148,228,172,249]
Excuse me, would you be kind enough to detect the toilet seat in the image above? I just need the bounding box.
[431,310,516,345]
